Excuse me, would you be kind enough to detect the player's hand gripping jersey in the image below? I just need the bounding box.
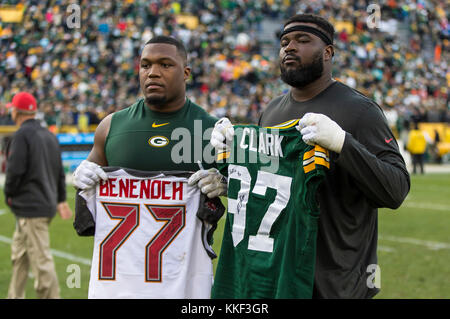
[212,119,329,298]
[75,167,224,299]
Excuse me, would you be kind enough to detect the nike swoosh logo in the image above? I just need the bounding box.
[385,138,393,143]
[152,122,170,128]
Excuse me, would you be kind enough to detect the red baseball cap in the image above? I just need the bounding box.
[7,92,37,113]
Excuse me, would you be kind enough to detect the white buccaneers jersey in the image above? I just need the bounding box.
[80,167,213,299]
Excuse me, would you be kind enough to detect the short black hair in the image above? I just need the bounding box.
[145,36,188,64]
[283,13,335,44]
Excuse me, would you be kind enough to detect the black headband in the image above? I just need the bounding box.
[279,25,333,46]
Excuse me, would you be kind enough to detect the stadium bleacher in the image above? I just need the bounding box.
[0,0,448,168]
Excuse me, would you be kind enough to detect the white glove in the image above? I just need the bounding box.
[210,117,234,152]
[296,113,346,153]
[73,160,108,190]
[188,168,227,198]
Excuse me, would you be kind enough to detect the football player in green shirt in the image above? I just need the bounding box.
[73,36,223,190]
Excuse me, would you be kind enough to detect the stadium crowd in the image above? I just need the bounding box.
[0,0,448,137]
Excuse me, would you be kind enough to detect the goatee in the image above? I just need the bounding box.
[145,96,167,108]
[280,52,324,88]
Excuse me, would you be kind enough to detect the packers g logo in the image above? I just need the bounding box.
[148,136,169,147]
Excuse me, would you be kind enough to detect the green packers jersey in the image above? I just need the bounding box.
[212,119,329,299]
[105,98,217,171]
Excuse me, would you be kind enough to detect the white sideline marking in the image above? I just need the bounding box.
[0,209,7,216]
[401,201,450,212]
[378,245,396,253]
[379,235,450,250]
[1,231,447,268]
[0,234,91,266]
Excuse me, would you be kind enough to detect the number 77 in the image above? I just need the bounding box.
[98,202,185,281]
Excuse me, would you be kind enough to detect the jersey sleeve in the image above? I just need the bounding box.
[302,145,330,214]
[74,189,96,236]
[196,194,225,259]
[302,145,330,174]
[214,127,236,177]
[216,151,230,177]
[336,104,410,209]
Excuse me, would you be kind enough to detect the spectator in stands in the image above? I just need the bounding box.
[0,1,448,128]
[431,129,442,163]
[0,102,14,125]
[59,102,75,126]
[407,122,428,174]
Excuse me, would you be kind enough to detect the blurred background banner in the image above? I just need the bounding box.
[175,14,199,30]
[0,5,25,23]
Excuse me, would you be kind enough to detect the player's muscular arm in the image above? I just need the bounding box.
[87,114,112,166]
[73,115,113,235]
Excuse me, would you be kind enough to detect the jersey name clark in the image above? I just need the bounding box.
[238,127,284,157]
[99,177,184,201]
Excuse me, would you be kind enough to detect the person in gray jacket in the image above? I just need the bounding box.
[4,92,72,299]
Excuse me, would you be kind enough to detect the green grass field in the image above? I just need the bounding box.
[0,172,448,299]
